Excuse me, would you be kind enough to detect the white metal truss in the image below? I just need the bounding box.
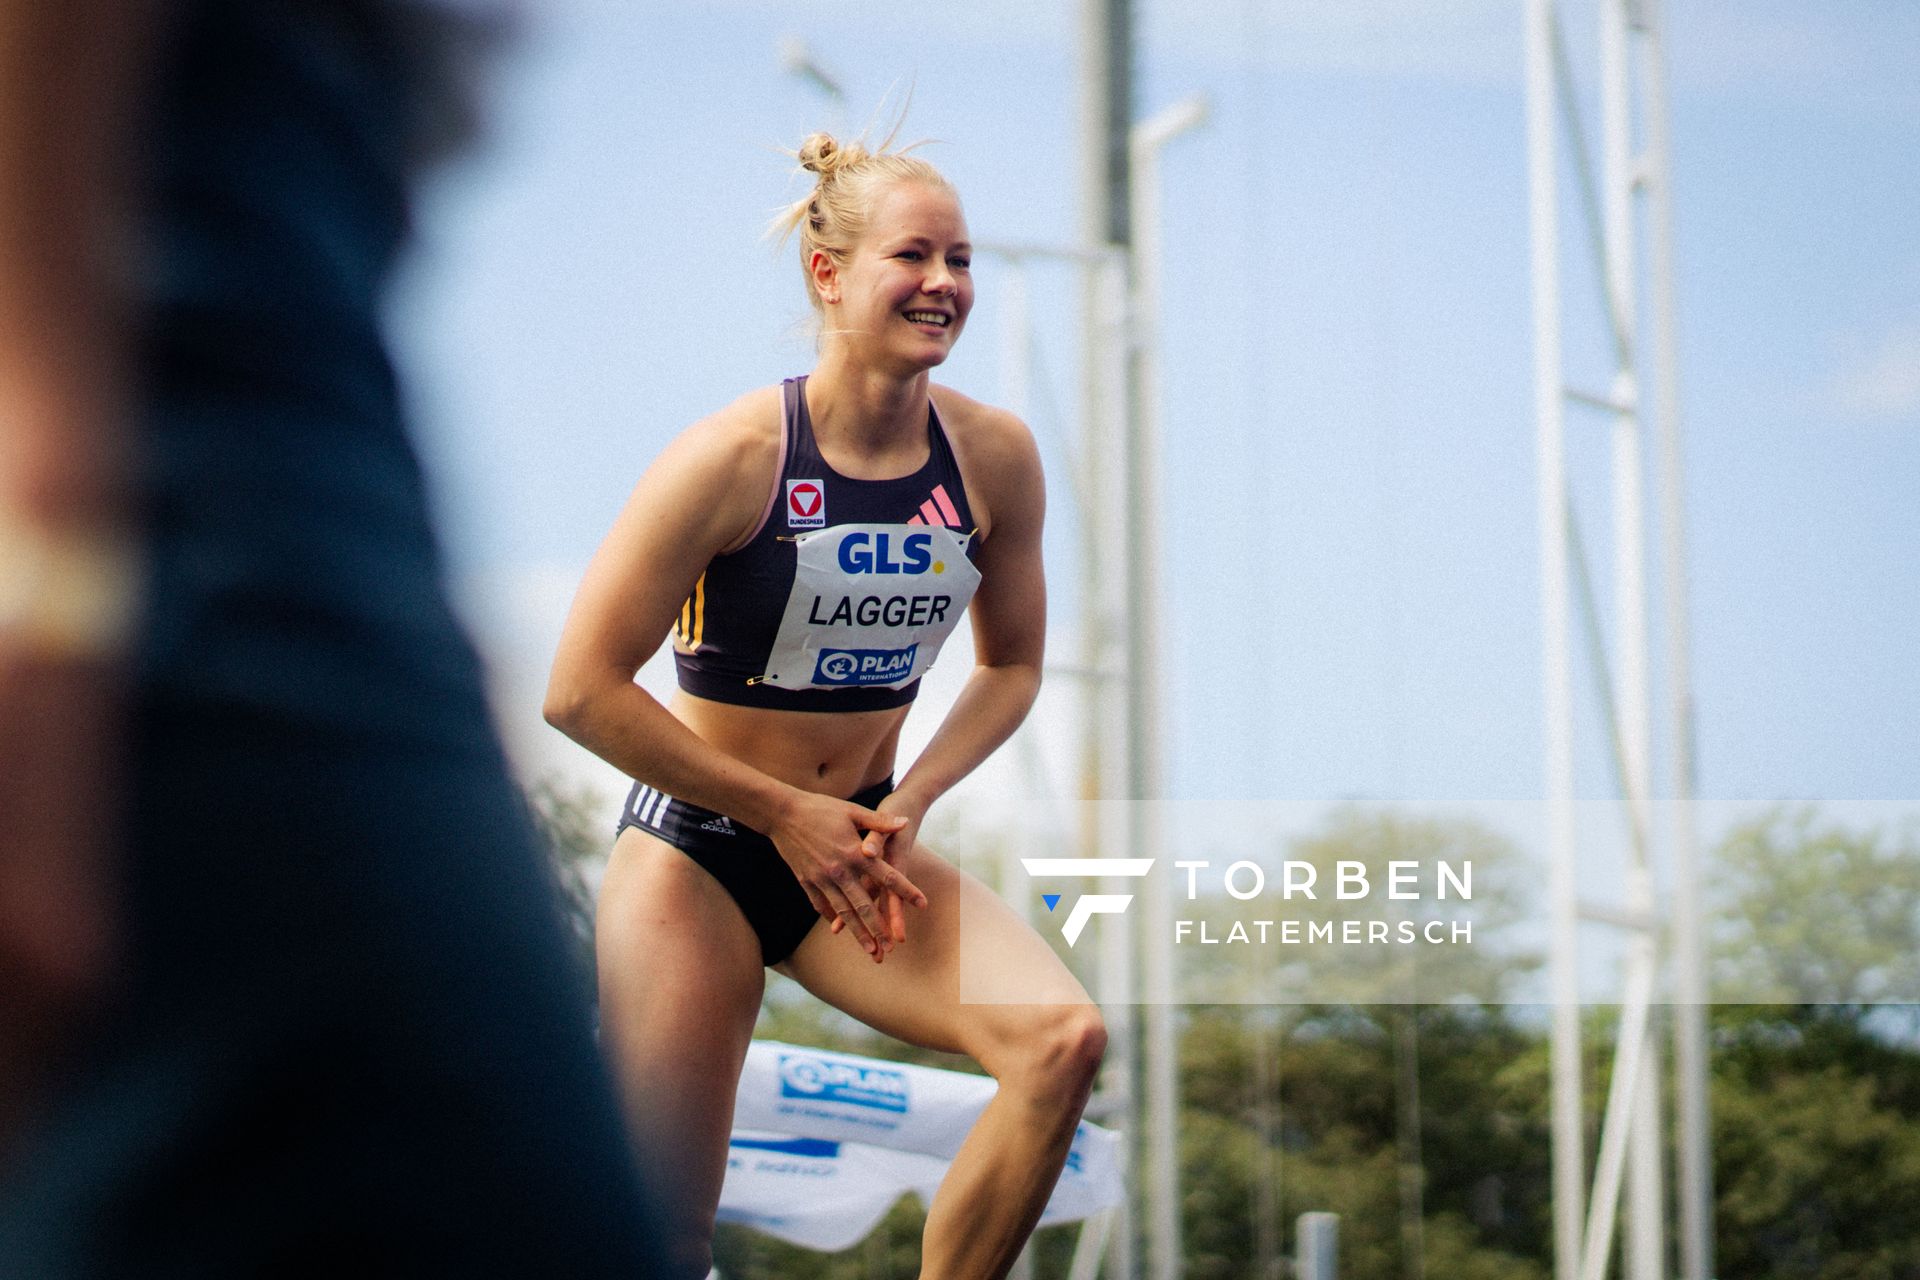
[1524,2,1712,1279]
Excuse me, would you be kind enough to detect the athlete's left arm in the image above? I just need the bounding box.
[865,405,1046,867]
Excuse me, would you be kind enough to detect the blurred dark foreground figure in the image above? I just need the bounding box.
[0,0,659,1271]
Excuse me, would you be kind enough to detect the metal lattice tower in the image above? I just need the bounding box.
[1524,1,1713,1277]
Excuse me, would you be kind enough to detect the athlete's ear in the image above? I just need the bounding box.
[809,249,840,307]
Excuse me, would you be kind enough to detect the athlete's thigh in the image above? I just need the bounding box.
[597,828,764,1175]
[778,841,1093,1066]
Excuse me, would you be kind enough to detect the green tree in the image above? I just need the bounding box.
[1178,807,1541,1007]
[1712,805,1920,1008]
[1711,1053,1920,1277]
[523,775,611,972]
[1177,1004,1551,1279]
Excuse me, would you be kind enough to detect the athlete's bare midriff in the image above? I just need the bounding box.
[669,690,909,803]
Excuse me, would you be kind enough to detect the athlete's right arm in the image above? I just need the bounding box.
[543,393,919,959]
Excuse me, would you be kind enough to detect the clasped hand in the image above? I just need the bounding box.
[770,789,928,963]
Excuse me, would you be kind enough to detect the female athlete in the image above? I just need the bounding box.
[545,131,1108,1279]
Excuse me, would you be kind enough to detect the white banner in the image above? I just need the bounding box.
[720,1041,1123,1252]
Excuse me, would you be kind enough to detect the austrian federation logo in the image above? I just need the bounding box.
[786,479,826,529]
[1021,859,1156,946]
[777,1053,910,1113]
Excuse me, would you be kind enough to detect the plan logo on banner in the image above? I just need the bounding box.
[1021,859,1156,946]
[786,479,826,529]
[777,1053,910,1114]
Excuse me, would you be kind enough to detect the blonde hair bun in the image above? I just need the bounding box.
[798,132,867,179]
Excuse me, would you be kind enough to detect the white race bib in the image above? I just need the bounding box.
[759,524,980,692]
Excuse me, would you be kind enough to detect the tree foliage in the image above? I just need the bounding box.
[1712,805,1920,1007]
[523,774,611,973]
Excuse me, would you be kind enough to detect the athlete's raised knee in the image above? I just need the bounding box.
[1000,1004,1106,1101]
[1053,1004,1109,1086]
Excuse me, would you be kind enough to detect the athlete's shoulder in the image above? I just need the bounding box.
[929,383,1040,471]
[636,385,785,553]
[929,384,1042,540]
[671,384,784,475]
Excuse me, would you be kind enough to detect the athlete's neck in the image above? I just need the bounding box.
[804,356,930,462]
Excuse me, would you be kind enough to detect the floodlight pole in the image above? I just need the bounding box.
[1131,93,1208,1280]
[1079,2,1139,1277]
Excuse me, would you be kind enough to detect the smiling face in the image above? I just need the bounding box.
[813,180,973,371]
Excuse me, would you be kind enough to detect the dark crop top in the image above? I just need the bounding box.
[672,376,981,712]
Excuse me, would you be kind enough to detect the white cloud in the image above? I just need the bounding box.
[1832,324,1920,422]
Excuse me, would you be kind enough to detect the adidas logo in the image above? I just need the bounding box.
[905,483,963,529]
[698,816,736,835]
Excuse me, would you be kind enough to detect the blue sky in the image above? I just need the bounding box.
[387,0,1918,864]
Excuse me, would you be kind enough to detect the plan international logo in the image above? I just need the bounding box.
[777,1053,910,1114]
[1020,859,1156,946]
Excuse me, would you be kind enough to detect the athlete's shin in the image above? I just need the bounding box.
[919,1005,1107,1279]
